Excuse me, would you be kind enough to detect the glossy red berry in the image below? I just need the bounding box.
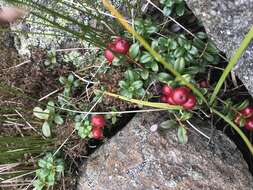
[240,107,253,118]
[91,115,105,128]
[113,37,129,54]
[172,87,190,105]
[244,117,253,131]
[160,95,168,103]
[167,96,176,105]
[162,85,173,96]
[92,127,103,139]
[104,49,114,63]
[182,95,196,110]
[198,80,209,88]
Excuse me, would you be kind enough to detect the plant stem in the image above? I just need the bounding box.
[103,91,182,110]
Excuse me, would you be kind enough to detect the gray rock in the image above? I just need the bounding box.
[78,112,253,190]
[184,0,253,96]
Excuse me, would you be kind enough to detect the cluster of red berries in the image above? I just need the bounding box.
[234,107,253,131]
[91,115,106,139]
[160,85,197,110]
[104,37,130,63]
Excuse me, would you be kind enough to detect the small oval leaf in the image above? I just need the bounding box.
[42,121,51,137]
[177,126,188,144]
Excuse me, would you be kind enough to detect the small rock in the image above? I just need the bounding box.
[185,0,253,97]
[78,112,253,190]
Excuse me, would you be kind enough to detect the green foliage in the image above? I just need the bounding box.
[74,115,93,139]
[134,18,158,36]
[63,51,86,68]
[44,49,57,68]
[119,69,146,99]
[33,101,64,137]
[58,74,81,106]
[105,107,121,124]
[160,0,186,16]
[33,153,64,190]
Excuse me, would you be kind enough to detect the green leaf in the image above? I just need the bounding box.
[112,116,117,124]
[33,179,45,190]
[33,107,50,120]
[141,70,149,80]
[125,70,135,81]
[203,52,214,62]
[42,121,51,137]
[68,74,74,83]
[38,159,47,168]
[174,47,185,58]
[184,66,204,75]
[206,42,219,54]
[188,46,198,55]
[47,101,55,113]
[180,111,193,121]
[175,3,185,16]
[177,126,188,144]
[146,26,157,34]
[129,43,140,59]
[54,114,64,125]
[59,76,66,84]
[74,80,81,87]
[235,100,249,111]
[157,72,172,82]
[174,57,185,73]
[136,88,146,97]
[131,81,143,89]
[120,89,133,99]
[196,32,207,40]
[119,80,128,88]
[160,120,178,129]
[151,62,159,72]
[140,52,153,63]
[47,172,55,186]
[163,6,172,16]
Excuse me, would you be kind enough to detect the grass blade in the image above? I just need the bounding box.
[210,26,253,105]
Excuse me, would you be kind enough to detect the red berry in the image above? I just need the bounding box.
[104,49,114,63]
[181,86,191,93]
[167,96,176,105]
[92,127,103,139]
[182,95,196,110]
[244,117,253,131]
[162,85,173,96]
[91,115,105,128]
[113,37,129,54]
[172,87,190,105]
[160,95,168,103]
[198,80,209,88]
[240,107,253,118]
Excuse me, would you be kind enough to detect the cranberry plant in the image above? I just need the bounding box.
[102,0,253,152]
[33,153,64,190]
[33,101,64,137]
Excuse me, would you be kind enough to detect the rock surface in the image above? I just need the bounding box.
[185,0,253,96]
[78,112,253,190]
